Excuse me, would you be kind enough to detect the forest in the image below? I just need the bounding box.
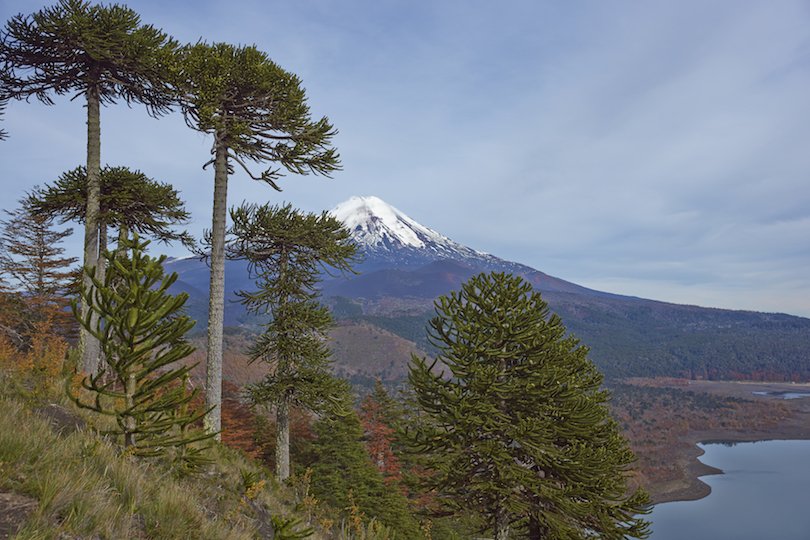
[0,2,656,539]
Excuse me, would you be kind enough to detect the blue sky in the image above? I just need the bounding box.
[2,0,809,316]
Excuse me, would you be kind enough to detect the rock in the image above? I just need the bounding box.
[34,404,85,435]
[0,491,37,539]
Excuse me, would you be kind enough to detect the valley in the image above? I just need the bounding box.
[169,195,810,505]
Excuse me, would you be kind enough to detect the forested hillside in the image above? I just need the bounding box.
[321,292,810,383]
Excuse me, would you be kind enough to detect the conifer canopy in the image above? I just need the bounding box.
[176,42,340,189]
[29,166,192,247]
[225,202,356,481]
[0,0,176,112]
[407,272,650,539]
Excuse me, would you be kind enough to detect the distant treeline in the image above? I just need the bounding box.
[334,296,810,382]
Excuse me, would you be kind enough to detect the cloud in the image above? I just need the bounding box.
[1,0,809,315]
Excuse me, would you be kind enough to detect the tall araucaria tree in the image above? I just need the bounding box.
[406,272,651,540]
[176,42,340,437]
[225,202,356,480]
[0,0,178,375]
[28,165,193,256]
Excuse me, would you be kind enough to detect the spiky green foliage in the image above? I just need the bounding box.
[225,202,356,479]
[176,42,340,189]
[0,0,177,111]
[270,515,314,540]
[29,165,193,247]
[229,203,356,409]
[308,388,422,538]
[70,234,212,470]
[407,272,651,540]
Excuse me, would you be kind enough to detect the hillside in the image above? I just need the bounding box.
[329,321,429,384]
[0,372,313,539]
[166,196,810,382]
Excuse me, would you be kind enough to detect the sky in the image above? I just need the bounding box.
[1,0,809,317]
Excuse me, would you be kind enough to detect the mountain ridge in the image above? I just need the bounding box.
[165,196,810,382]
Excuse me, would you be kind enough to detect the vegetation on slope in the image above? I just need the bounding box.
[0,371,306,539]
[331,297,810,382]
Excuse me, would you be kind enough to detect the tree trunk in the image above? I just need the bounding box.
[94,224,107,373]
[124,372,136,447]
[527,516,545,539]
[275,248,292,482]
[204,135,228,439]
[116,224,129,257]
[495,506,510,540]
[276,396,291,481]
[81,85,102,375]
[97,224,107,281]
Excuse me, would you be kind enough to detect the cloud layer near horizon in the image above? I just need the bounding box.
[2,0,809,316]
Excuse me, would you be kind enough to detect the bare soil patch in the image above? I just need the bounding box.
[0,491,37,539]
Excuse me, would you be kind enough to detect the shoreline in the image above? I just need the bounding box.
[654,434,810,505]
[624,379,810,505]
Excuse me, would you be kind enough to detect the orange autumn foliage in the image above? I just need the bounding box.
[0,312,67,378]
[359,392,402,485]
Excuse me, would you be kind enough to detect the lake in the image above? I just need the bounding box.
[752,391,810,400]
[650,439,810,540]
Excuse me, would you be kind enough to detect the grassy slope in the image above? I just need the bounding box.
[0,372,318,540]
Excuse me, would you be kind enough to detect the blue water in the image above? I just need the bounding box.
[752,391,810,400]
[650,440,810,539]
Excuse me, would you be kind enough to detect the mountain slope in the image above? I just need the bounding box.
[165,196,810,382]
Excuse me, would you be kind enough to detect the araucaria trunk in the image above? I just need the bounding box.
[124,372,136,447]
[527,517,546,540]
[495,507,510,540]
[204,135,228,439]
[276,397,291,481]
[81,86,102,375]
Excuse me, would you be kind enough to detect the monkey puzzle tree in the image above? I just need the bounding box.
[224,202,356,481]
[407,272,650,540]
[0,0,178,374]
[71,234,212,470]
[176,42,340,437]
[29,165,193,255]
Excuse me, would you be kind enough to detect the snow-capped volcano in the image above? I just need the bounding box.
[330,196,503,270]
[325,195,628,297]
[330,196,474,252]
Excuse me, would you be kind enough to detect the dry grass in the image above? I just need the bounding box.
[0,367,404,540]
[0,370,308,539]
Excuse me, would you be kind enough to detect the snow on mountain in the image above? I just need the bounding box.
[328,196,613,296]
[330,196,495,266]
